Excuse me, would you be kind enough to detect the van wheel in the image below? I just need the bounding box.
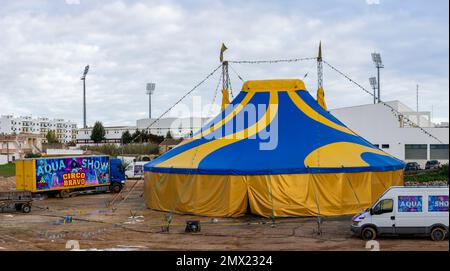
[431,227,446,241]
[361,227,377,241]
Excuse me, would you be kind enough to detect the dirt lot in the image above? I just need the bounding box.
[0,177,448,251]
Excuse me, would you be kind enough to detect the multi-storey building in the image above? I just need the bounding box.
[0,115,77,143]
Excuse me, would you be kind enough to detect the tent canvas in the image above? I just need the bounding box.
[144,79,404,217]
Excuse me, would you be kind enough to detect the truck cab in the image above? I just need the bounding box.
[351,186,449,241]
[109,158,126,193]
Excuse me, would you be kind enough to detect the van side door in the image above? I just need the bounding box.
[395,195,425,235]
[371,198,395,235]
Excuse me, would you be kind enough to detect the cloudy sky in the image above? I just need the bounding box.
[0,0,448,127]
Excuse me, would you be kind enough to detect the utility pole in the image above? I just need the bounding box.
[81,65,90,128]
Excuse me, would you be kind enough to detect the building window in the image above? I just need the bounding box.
[382,144,390,149]
[430,144,449,160]
[405,144,427,160]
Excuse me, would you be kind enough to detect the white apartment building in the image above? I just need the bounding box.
[0,115,77,143]
[331,100,449,167]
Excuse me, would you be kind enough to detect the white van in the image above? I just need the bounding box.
[351,186,449,241]
[124,161,147,179]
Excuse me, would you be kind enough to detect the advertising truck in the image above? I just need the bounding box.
[15,155,126,198]
[351,186,449,241]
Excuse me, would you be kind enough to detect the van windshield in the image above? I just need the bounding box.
[373,199,393,214]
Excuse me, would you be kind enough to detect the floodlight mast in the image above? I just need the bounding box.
[81,65,89,128]
[371,53,384,103]
[369,77,377,104]
[146,83,156,119]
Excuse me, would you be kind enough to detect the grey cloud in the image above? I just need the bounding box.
[0,0,448,127]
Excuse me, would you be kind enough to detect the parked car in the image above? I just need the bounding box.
[351,186,449,241]
[425,160,441,170]
[405,162,421,171]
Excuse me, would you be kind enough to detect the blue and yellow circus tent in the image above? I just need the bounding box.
[144,79,404,217]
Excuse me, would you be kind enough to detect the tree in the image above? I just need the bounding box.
[121,130,133,145]
[148,133,164,144]
[131,129,142,143]
[166,130,173,139]
[46,130,58,144]
[91,121,106,143]
[140,129,149,142]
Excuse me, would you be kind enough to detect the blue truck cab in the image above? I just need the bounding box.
[109,158,126,193]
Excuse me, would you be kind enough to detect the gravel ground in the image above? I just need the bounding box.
[0,178,448,251]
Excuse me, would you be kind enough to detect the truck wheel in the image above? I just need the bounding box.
[111,183,122,193]
[59,190,71,198]
[22,204,31,213]
[361,227,377,241]
[431,227,446,241]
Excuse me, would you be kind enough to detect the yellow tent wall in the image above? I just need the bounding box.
[144,170,403,217]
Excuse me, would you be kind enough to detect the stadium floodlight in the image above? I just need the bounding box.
[369,77,377,104]
[371,53,384,68]
[146,83,156,119]
[81,65,90,128]
[146,83,155,95]
[369,77,377,88]
[371,52,384,103]
[81,65,89,80]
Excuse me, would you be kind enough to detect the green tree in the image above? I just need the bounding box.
[148,133,165,144]
[131,129,142,143]
[46,130,59,144]
[121,130,133,145]
[166,130,173,139]
[91,121,106,143]
[140,129,149,142]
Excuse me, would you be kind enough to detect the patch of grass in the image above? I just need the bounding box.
[0,163,15,177]
[404,164,449,183]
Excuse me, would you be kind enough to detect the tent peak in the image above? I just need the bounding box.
[242,79,306,92]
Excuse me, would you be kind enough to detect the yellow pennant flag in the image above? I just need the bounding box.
[221,88,230,111]
[220,43,228,63]
[317,87,328,111]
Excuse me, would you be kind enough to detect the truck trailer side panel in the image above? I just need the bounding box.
[16,156,112,193]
